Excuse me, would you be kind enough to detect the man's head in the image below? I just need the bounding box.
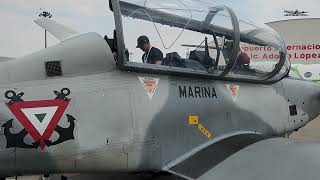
[237,52,251,65]
[136,35,151,52]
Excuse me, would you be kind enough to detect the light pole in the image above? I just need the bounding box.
[39,11,52,48]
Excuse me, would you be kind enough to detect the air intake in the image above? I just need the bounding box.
[45,61,62,77]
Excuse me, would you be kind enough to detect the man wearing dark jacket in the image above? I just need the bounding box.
[136,36,163,64]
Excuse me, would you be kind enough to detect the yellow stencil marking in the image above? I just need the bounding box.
[188,115,212,139]
[197,123,212,139]
[189,116,199,125]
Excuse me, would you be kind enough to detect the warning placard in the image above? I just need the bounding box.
[138,77,160,100]
[226,84,240,102]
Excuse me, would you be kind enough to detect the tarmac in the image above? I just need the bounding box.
[290,115,320,140]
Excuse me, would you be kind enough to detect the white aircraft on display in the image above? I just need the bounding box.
[290,64,320,83]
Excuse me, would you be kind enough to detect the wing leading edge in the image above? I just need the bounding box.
[165,135,320,180]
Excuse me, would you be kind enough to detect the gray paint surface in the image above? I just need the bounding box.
[0,15,320,180]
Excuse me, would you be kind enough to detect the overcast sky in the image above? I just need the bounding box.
[0,0,319,58]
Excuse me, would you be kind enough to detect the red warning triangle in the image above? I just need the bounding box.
[138,77,160,100]
[6,99,70,149]
[226,84,240,101]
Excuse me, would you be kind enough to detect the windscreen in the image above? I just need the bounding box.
[225,20,290,81]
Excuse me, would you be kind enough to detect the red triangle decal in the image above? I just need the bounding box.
[6,99,70,149]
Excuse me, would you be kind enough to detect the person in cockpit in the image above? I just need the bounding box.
[233,51,256,75]
[237,52,251,67]
[136,35,163,65]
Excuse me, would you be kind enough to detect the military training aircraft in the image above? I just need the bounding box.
[284,9,309,16]
[2,0,320,179]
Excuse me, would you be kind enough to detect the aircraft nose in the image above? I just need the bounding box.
[283,79,320,125]
[308,83,320,120]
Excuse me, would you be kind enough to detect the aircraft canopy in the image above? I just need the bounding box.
[111,0,290,84]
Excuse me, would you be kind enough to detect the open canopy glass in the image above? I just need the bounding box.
[111,0,290,84]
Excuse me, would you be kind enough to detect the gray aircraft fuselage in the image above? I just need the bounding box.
[0,32,319,177]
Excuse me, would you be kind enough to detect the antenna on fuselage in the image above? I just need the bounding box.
[39,10,53,48]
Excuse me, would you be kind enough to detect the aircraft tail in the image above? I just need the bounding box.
[34,17,79,41]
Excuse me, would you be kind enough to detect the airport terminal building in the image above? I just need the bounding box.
[267,18,320,64]
[240,18,320,65]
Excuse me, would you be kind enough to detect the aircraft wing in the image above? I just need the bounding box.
[164,136,320,180]
[34,17,79,41]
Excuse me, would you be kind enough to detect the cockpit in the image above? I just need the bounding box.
[109,0,291,84]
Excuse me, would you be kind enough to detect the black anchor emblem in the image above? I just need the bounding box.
[54,88,70,101]
[2,119,39,148]
[45,114,76,147]
[5,90,24,105]
[2,88,76,149]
